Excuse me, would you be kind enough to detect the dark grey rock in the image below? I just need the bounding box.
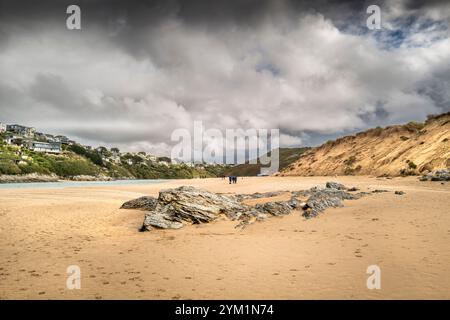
[120,196,158,210]
[121,183,377,231]
[419,169,450,181]
[372,189,389,193]
[326,181,347,190]
[255,201,293,216]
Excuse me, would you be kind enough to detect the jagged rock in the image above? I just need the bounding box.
[347,187,359,192]
[326,181,347,190]
[141,186,253,229]
[121,183,374,231]
[301,187,368,218]
[372,189,389,193]
[419,169,450,181]
[255,201,293,216]
[143,212,184,229]
[235,190,288,201]
[120,196,158,210]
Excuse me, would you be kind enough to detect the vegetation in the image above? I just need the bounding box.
[0,136,229,180]
[224,148,310,176]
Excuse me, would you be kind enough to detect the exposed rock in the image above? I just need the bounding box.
[0,173,59,183]
[70,174,114,181]
[120,196,158,210]
[138,186,253,229]
[372,189,389,193]
[143,212,184,229]
[301,187,367,218]
[234,190,288,201]
[255,201,293,216]
[121,183,375,231]
[347,187,359,192]
[394,191,405,195]
[325,181,347,190]
[419,169,450,181]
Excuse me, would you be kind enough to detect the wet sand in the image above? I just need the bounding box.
[0,176,449,299]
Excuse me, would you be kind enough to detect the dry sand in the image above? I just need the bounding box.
[0,176,449,299]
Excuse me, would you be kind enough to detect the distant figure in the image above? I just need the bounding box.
[233,176,238,184]
[228,176,232,184]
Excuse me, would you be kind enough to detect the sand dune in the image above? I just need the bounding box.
[0,176,449,299]
[282,113,450,177]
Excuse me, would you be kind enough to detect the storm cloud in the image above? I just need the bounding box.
[0,0,449,156]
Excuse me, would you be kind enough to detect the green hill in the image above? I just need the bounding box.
[224,147,310,176]
[0,135,228,180]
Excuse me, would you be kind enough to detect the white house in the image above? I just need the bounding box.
[0,122,6,133]
[6,124,36,137]
[27,141,61,153]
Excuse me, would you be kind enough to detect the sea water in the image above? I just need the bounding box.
[0,179,167,190]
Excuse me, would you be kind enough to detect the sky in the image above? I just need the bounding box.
[0,0,449,158]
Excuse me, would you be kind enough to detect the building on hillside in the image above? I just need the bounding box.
[6,124,36,137]
[55,135,70,144]
[5,134,25,146]
[44,134,55,142]
[0,122,6,133]
[27,141,61,153]
[34,132,47,141]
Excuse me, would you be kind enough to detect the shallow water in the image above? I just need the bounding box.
[0,179,167,189]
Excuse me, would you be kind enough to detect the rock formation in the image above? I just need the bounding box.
[120,182,378,231]
[419,169,450,181]
[120,196,158,210]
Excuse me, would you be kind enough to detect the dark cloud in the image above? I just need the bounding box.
[0,0,449,156]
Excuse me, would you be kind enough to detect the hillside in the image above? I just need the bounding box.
[281,113,450,177]
[225,147,310,176]
[0,137,228,181]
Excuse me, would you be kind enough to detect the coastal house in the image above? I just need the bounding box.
[27,141,61,153]
[5,134,25,146]
[0,122,6,133]
[55,135,70,144]
[44,134,56,142]
[34,132,47,141]
[6,124,36,137]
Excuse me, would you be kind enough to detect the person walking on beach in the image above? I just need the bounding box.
[229,176,232,184]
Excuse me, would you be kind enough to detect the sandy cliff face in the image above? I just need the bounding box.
[282,113,450,176]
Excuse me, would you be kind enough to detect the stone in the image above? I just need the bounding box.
[120,183,375,231]
[419,169,450,181]
[372,189,389,193]
[120,196,158,210]
[255,201,293,216]
[140,186,253,229]
[326,181,347,190]
[394,191,405,195]
[301,186,368,218]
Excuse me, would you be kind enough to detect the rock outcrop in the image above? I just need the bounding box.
[121,182,375,231]
[419,169,450,181]
[120,196,158,210]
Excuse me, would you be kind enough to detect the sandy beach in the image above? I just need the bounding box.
[0,176,449,299]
